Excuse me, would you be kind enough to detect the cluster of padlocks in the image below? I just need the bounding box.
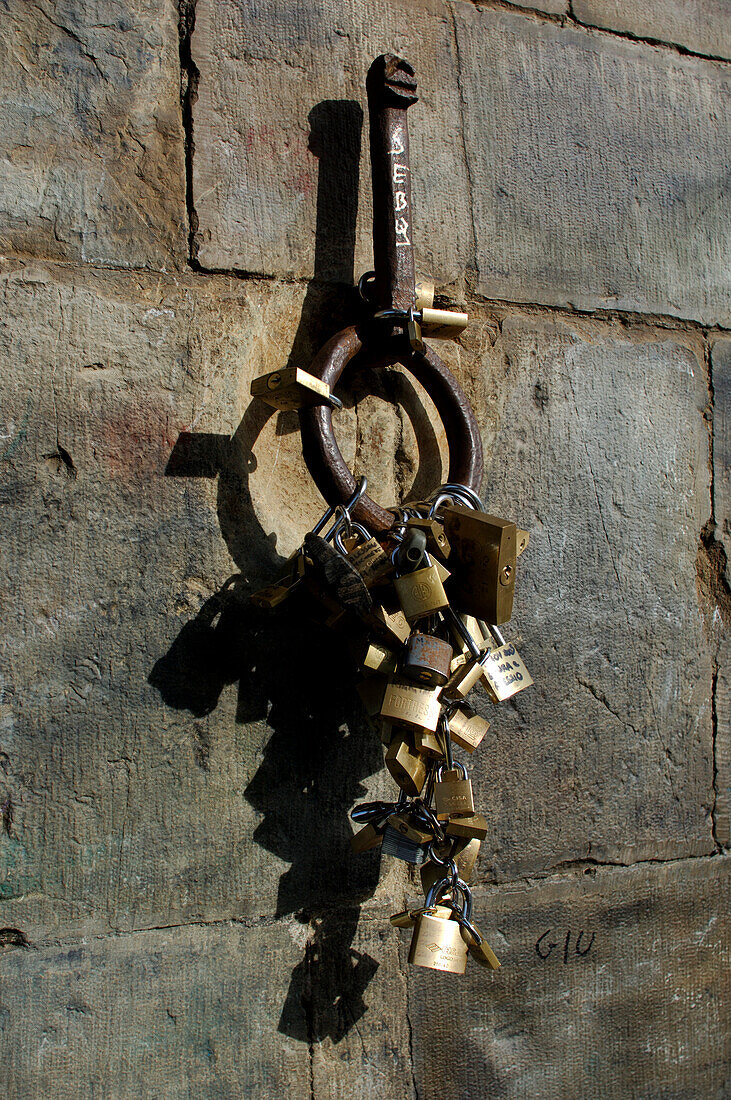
[251,458,532,974]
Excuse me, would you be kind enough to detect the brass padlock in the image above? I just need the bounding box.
[414,726,446,757]
[461,922,500,970]
[414,277,435,311]
[250,366,331,411]
[442,505,519,625]
[381,680,442,732]
[390,902,450,929]
[394,559,450,623]
[250,551,305,608]
[356,676,387,718]
[434,762,475,819]
[448,707,490,753]
[366,601,412,645]
[419,307,469,339]
[408,905,469,974]
[445,812,488,842]
[401,632,453,688]
[386,811,433,845]
[347,537,393,587]
[407,309,425,353]
[350,822,384,853]
[441,654,489,700]
[480,642,534,701]
[385,731,428,796]
[448,615,488,670]
[404,517,450,562]
[420,838,481,893]
[361,640,398,677]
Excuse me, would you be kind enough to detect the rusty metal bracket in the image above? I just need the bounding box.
[299,54,483,533]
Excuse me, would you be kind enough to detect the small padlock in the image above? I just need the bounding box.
[479,641,534,701]
[434,762,475,819]
[401,632,453,688]
[350,822,384,853]
[448,706,490,753]
[414,277,435,311]
[404,517,451,562]
[361,640,398,677]
[381,824,429,864]
[346,536,394,587]
[419,307,469,339]
[408,883,469,974]
[250,366,332,410]
[386,811,433,845]
[414,726,446,757]
[406,308,425,353]
[393,556,450,623]
[381,679,442,733]
[356,676,387,719]
[445,812,488,842]
[390,902,451,929]
[420,838,481,893]
[460,921,500,970]
[366,601,412,645]
[385,731,428,796]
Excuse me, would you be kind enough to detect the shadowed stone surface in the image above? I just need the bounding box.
[0,0,186,270]
[406,858,729,1100]
[711,336,731,849]
[454,5,731,324]
[190,0,471,284]
[0,919,312,1099]
[573,0,731,61]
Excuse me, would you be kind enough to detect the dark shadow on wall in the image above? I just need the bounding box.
[150,100,388,1044]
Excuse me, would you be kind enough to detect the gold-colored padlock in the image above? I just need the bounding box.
[448,707,490,753]
[434,763,475,819]
[414,726,446,757]
[420,838,481,892]
[407,312,425,353]
[394,562,450,622]
[461,922,500,970]
[356,676,387,718]
[404,517,450,561]
[385,731,428,796]
[250,366,331,411]
[414,277,435,311]
[441,654,490,700]
[381,680,442,732]
[445,813,488,842]
[449,616,488,671]
[350,823,384,853]
[408,908,469,974]
[361,640,398,677]
[480,643,534,701]
[366,601,412,645]
[442,505,519,625]
[386,811,433,844]
[390,902,450,929]
[347,537,393,587]
[419,307,468,339]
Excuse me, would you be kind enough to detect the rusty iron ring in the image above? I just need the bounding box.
[299,323,484,533]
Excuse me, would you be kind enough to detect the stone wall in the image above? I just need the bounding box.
[0,2,728,1097]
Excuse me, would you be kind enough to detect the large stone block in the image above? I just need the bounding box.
[406,857,729,1100]
[453,5,731,324]
[190,0,471,284]
[573,0,731,62]
[462,313,714,877]
[0,919,311,1100]
[0,0,186,270]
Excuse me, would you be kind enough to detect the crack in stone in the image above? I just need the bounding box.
[178,0,201,269]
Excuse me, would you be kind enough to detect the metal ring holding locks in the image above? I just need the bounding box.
[299,326,484,533]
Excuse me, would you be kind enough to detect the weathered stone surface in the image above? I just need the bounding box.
[714,337,731,584]
[0,259,409,943]
[310,916,414,1100]
[0,0,186,270]
[454,6,731,324]
[711,336,731,849]
[573,0,731,62]
[511,0,568,13]
[190,0,471,284]
[0,919,312,1099]
[406,857,729,1100]
[463,312,714,877]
